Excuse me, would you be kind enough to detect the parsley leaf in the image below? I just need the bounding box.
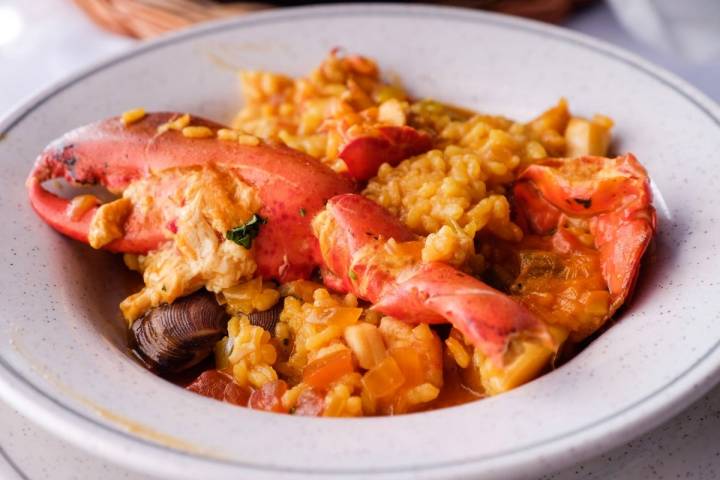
[226,214,267,249]
[348,270,358,281]
[299,208,306,217]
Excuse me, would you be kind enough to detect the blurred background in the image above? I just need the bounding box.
[0,0,718,117]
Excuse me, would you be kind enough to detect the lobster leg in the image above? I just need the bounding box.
[339,125,432,181]
[313,193,551,364]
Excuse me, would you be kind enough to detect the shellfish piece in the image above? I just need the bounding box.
[339,125,432,181]
[313,193,551,365]
[247,302,283,333]
[26,111,355,282]
[513,154,656,316]
[130,290,229,374]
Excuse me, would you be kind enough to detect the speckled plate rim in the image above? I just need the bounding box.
[1,4,720,480]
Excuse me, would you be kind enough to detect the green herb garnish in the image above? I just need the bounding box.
[299,208,306,217]
[226,214,267,249]
[348,270,358,281]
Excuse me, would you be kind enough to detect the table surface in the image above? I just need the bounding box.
[1,1,719,479]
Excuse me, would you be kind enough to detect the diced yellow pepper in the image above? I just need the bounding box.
[362,356,405,399]
[565,116,613,157]
[344,323,387,370]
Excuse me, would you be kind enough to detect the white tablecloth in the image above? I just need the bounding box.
[1,1,718,478]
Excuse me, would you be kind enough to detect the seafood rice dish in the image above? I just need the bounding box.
[26,51,656,417]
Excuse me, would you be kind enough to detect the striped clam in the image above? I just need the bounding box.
[131,290,284,374]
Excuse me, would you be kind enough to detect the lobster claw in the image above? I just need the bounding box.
[27,177,98,246]
[27,112,355,281]
[513,154,656,316]
[26,114,188,253]
[339,125,432,181]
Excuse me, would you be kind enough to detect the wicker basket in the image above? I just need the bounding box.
[74,0,590,39]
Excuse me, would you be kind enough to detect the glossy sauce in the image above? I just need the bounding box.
[484,227,610,341]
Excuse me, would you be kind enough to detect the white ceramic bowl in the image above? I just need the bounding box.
[1,5,719,479]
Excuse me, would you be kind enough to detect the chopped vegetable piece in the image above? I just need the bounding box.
[294,389,325,416]
[564,115,613,157]
[223,381,251,406]
[186,370,233,401]
[344,323,387,370]
[249,380,288,413]
[389,346,424,386]
[361,356,405,399]
[226,214,267,249]
[303,349,355,389]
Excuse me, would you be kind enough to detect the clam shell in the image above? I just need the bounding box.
[130,290,229,374]
[248,302,283,333]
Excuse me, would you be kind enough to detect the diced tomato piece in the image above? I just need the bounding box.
[293,389,325,416]
[249,380,289,413]
[186,370,233,400]
[223,381,251,406]
[389,346,424,386]
[302,349,354,390]
[361,356,405,399]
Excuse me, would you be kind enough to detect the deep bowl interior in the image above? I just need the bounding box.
[1,5,719,480]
